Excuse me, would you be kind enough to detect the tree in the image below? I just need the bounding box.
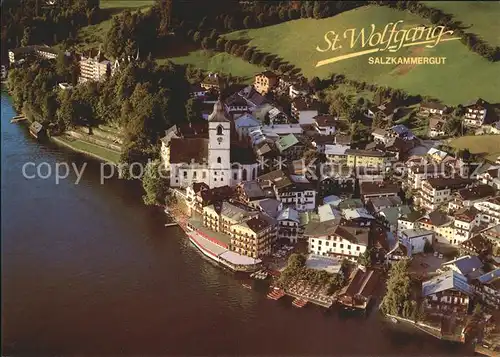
[443,116,462,136]
[357,248,373,268]
[380,260,417,319]
[270,58,281,70]
[142,159,169,206]
[193,31,201,43]
[242,47,254,61]
[243,15,253,29]
[250,51,262,64]
[257,13,265,27]
[216,37,226,51]
[185,97,202,123]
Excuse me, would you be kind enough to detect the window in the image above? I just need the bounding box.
[233,173,237,180]
[193,171,197,179]
[325,242,329,246]
[333,243,336,247]
[348,245,351,250]
[217,157,221,164]
[183,172,187,178]
[340,244,344,249]
[217,125,223,135]
[356,246,360,251]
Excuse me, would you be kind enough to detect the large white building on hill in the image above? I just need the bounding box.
[168,99,260,189]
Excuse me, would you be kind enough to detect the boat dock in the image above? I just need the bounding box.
[10,115,27,123]
[267,287,285,300]
[165,222,179,227]
[292,298,308,308]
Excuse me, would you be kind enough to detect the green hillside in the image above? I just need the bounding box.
[422,1,500,46]
[164,50,265,83]
[100,0,154,9]
[224,5,500,105]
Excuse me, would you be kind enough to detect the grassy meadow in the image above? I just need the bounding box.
[164,50,265,83]
[99,0,154,9]
[422,1,500,46]
[447,135,500,162]
[223,5,500,105]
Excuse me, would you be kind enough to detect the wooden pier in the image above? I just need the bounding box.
[164,222,179,227]
[10,115,27,123]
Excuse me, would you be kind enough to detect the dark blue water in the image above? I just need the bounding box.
[1,91,470,355]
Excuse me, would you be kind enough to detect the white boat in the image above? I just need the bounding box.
[391,317,398,324]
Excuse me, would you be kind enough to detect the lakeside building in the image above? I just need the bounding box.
[338,268,380,309]
[422,270,472,316]
[167,100,259,189]
[8,45,59,65]
[304,218,369,261]
[276,207,303,243]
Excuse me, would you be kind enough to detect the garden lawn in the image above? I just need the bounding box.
[224,5,500,105]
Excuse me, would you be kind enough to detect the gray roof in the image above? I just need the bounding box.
[379,205,411,225]
[422,270,471,297]
[277,207,300,223]
[254,198,281,219]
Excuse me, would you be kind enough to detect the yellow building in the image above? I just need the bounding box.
[254,71,278,95]
[346,149,386,168]
[229,216,273,258]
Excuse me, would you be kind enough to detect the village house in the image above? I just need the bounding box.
[379,205,412,233]
[276,207,302,243]
[291,96,320,124]
[338,268,380,309]
[441,255,484,281]
[186,184,234,216]
[275,133,306,160]
[289,81,310,99]
[471,268,500,309]
[201,72,222,91]
[477,165,500,190]
[365,100,400,122]
[313,114,337,135]
[400,228,434,255]
[341,208,375,227]
[459,234,493,256]
[453,207,482,243]
[422,270,472,315]
[366,196,403,214]
[324,144,349,164]
[226,94,251,116]
[428,117,447,137]
[406,164,448,190]
[305,221,369,261]
[463,98,488,127]
[345,149,386,168]
[420,101,447,116]
[257,170,316,212]
[416,177,475,212]
[234,113,260,141]
[474,196,500,226]
[397,210,424,233]
[416,210,456,245]
[251,197,283,220]
[480,224,500,248]
[318,203,342,224]
[360,181,400,203]
[254,71,278,95]
[448,184,497,212]
[235,181,269,204]
[385,241,410,265]
[190,83,208,98]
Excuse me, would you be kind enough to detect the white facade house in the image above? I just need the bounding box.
[168,100,259,189]
[306,225,369,261]
[289,83,309,99]
[474,196,500,226]
[234,114,260,140]
[400,229,433,255]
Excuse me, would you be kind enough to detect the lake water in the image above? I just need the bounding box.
[1,91,470,355]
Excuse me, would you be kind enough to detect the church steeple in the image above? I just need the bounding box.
[208,97,230,123]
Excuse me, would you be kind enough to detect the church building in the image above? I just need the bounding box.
[168,99,260,189]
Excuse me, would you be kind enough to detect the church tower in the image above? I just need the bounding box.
[208,99,231,188]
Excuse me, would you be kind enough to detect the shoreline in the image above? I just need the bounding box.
[50,135,119,165]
